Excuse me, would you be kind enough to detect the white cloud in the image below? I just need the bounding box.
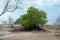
[35,0,43,6]
[34,0,58,7]
[45,0,58,6]
[0,0,59,24]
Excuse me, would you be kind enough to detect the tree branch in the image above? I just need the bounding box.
[0,0,20,16]
[6,0,18,12]
[0,0,11,16]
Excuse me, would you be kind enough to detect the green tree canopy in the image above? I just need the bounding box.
[20,6,47,28]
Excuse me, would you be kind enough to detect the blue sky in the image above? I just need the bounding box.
[0,0,60,24]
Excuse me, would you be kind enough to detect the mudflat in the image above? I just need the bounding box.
[1,30,58,40]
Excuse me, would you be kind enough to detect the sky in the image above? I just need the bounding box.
[0,0,60,24]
